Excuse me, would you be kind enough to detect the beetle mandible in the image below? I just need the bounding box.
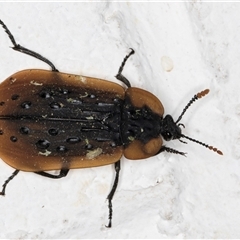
[0,20,222,227]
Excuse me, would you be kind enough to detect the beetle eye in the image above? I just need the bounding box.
[163,131,173,141]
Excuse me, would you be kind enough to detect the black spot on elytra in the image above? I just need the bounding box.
[39,89,51,99]
[48,128,59,136]
[60,88,69,95]
[21,101,32,109]
[66,137,81,144]
[10,136,17,142]
[0,130,3,135]
[11,94,19,100]
[0,102,5,106]
[50,102,61,109]
[56,146,67,153]
[36,139,50,149]
[20,127,30,135]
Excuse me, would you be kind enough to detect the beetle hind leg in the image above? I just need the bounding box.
[115,48,135,88]
[106,160,121,228]
[0,169,19,196]
[0,19,58,72]
[34,169,69,179]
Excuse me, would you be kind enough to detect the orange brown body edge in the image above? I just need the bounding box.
[0,19,222,228]
[0,69,165,171]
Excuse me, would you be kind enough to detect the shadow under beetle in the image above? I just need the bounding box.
[0,20,222,227]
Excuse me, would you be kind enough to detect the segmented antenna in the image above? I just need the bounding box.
[181,134,223,155]
[176,89,209,124]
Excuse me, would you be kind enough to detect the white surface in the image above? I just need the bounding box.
[0,2,239,238]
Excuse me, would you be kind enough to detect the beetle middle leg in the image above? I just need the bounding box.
[0,169,19,196]
[34,169,69,179]
[115,48,135,88]
[0,19,58,72]
[106,160,121,228]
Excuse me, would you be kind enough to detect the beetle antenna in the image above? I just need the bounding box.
[181,134,223,155]
[176,89,210,124]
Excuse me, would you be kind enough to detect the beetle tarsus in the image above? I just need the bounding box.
[0,19,58,72]
[106,160,121,228]
[105,201,112,228]
[34,169,69,179]
[0,169,19,196]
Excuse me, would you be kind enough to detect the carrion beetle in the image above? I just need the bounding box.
[0,20,222,227]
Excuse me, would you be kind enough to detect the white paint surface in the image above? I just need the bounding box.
[0,2,239,238]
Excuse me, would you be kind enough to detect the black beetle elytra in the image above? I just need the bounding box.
[0,20,222,227]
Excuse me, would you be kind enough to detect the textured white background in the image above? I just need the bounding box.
[0,2,239,238]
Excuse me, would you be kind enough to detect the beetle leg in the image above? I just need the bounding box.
[106,160,121,228]
[34,169,69,179]
[115,73,131,88]
[115,48,135,88]
[0,20,58,72]
[158,146,186,156]
[0,169,19,196]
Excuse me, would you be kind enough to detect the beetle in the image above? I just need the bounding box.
[0,20,222,228]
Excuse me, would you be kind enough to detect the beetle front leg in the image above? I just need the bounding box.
[34,169,69,179]
[0,169,19,196]
[106,160,121,228]
[158,146,186,156]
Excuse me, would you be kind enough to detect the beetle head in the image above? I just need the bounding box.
[162,115,182,141]
[162,89,222,155]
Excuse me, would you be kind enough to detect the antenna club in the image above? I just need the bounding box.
[197,89,210,99]
[208,146,223,155]
[176,89,210,124]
